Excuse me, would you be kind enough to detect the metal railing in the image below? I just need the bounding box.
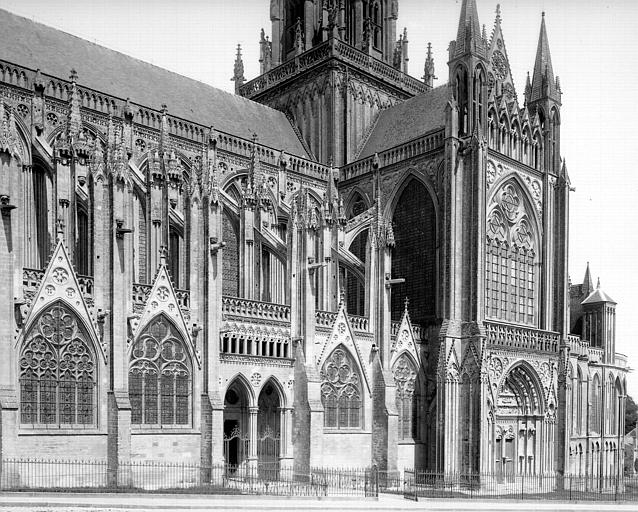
[0,459,379,497]
[400,471,638,501]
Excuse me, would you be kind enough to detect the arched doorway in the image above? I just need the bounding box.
[491,364,544,477]
[257,381,281,475]
[223,379,251,468]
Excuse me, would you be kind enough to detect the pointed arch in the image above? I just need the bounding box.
[485,176,540,325]
[320,344,363,429]
[19,300,97,426]
[387,173,437,325]
[345,187,370,219]
[129,313,193,426]
[225,373,256,408]
[392,351,420,440]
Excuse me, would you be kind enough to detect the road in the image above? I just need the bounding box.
[1,492,638,511]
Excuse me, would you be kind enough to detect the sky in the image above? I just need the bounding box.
[1,0,637,396]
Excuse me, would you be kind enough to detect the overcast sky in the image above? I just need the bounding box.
[2,0,637,396]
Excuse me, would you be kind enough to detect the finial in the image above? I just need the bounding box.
[496,4,502,24]
[596,277,600,289]
[159,245,168,266]
[70,69,77,83]
[482,24,487,41]
[404,296,410,311]
[231,44,246,94]
[542,11,545,18]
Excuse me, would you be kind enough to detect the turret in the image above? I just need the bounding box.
[448,0,488,138]
[527,13,562,173]
[582,277,617,362]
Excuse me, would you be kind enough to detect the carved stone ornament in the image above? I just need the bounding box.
[316,301,370,395]
[133,265,199,368]
[18,240,105,363]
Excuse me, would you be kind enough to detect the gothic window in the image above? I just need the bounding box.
[485,182,538,325]
[222,210,240,297]
[391,179,436,325]
[76,202,90,276]
[320,346,362,429]
[19,302,96,426]
[129,315,192,426]
[33,165,50,269]
[590,373,601,434]
[393,353,418,440]
[169,225,183,289]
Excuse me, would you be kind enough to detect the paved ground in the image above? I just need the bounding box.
[1,492,638,512]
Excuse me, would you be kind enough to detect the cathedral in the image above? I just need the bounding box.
[0,0,629,483]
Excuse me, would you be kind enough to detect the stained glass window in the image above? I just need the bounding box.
[19,302,96,426]
[320,347,362,429]
[485,182,538,326]
[129,315,191,426]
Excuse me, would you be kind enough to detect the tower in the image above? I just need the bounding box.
[240,0,430,166]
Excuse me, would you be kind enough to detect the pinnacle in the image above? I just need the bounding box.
[530,11,558,102]
[455,0,483,56]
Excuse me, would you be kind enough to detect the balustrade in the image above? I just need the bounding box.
[484,321,559,353]
[239,39,427,100]
[222,296,290,323]
[23,267,94,307]
[341,130,445,182]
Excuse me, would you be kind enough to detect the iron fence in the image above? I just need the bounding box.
[0,459,378,497]
[401,470,638,501]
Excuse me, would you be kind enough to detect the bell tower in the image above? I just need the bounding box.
[241,0,429,165]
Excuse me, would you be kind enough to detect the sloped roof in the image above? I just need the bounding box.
[0,9,308,158]
[359,85,448,159]
[582,287,616,305]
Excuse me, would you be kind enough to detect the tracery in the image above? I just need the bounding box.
[320,346,362,429]
[129,315,192,426]
[20,302,96,426]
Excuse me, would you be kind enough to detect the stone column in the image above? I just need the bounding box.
[248,405,259,469]
[279,406,294,470]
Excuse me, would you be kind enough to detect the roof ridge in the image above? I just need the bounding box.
[0,7,310,157]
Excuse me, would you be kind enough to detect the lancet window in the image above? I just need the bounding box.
[393,353,418,440]
[485,182,538,325]
[129,315,192,426]
[320,346,362,429]
[19,302,96,426]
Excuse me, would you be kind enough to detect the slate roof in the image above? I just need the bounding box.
[582,288,616,305]
[358,85,449,159]
[0,9,309,158]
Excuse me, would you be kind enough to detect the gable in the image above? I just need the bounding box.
[132,265,199,368]
[19,240,105,363]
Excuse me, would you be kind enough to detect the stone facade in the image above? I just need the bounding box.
[0,0,629,481]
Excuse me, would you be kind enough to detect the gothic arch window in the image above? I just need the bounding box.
[222,209,240,297]
[169,223,184,289]
[485,181,538,325]
[454,67,469,136]
[391,178,436,325]
[590,373,602,434]
[19,302,96,426]
[129,315,192,426]
[76,201,91,276]
[32,163,51,269]
[320,346,362,429]
[393,353,419,440]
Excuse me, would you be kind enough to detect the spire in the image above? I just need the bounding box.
[583,262,594,295]
[423,42,435,88]
[530,12,559,102]
[231,44,245,95]
[524,71,532,105]
[455,0,483,56]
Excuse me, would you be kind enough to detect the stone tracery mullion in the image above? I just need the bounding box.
[19,302,95,426]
